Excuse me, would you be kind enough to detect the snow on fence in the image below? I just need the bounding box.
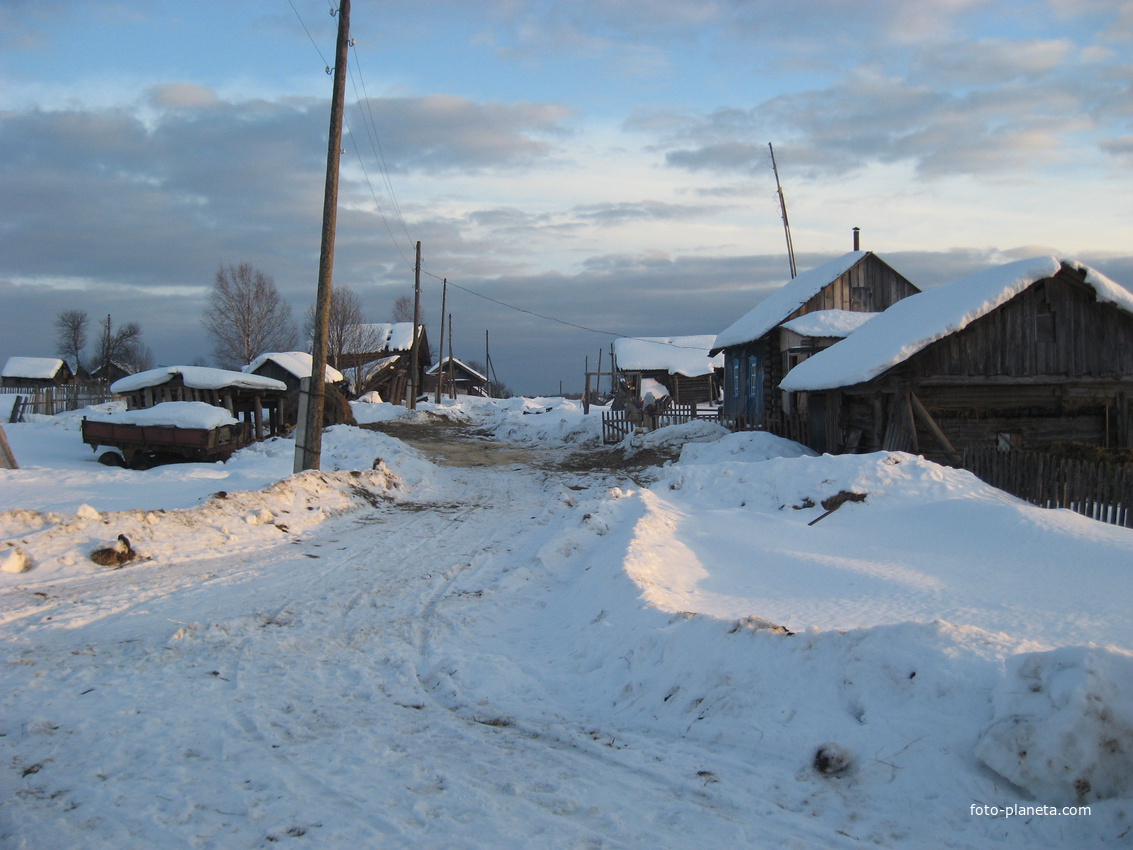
[5,384,113,420]
[964,447,1133,528]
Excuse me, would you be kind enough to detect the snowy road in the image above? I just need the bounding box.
[3,404,1131,849]
[0,431,825,848]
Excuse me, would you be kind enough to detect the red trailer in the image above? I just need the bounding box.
[81,418,251,468]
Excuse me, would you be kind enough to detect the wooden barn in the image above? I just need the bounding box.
[2,356,74,388]
[779,257,1133,460]
[711,251,919,434]
[333,323,431,404]
[244,351,346,396]
[111,366,288,441]
[423,357,488,398]
[612,335,723,407]
[88,360,132,386]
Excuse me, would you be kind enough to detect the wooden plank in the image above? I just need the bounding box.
[0,423,17,469]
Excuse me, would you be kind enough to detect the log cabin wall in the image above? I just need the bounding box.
[821,268,1133,458]
[900,269,1133,381]
[796,255,920,316]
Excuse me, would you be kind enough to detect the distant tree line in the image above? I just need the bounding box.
[51,261,515,397]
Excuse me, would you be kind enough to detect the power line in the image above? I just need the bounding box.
[349,43,415,251]
[286,0,331,71]
[420,269,712,350]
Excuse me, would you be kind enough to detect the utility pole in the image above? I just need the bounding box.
[447,314,454,399]
[295,0,350,472]
[435,278,447,404]
[485,329,491,398]
[407,240,422,409]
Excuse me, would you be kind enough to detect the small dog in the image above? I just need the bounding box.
[90,534,137,568]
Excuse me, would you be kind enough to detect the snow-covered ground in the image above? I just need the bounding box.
[1,397,1131,848]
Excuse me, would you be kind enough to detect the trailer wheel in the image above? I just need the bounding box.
[97,450,126,467]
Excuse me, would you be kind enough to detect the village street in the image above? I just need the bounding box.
[1,422,842,849]
[3,405,1131,849]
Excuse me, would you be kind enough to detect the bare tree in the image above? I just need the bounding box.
[94,314,148,377]
[304,286,381,391]
[55,309,89,372]
[202,263,298,369]
[392,295,414,323]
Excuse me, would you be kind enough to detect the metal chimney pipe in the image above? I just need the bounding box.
[852,227,860,251]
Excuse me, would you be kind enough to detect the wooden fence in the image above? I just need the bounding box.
[601,403,722,444]
[963,447,1133,528]
[5,384,113,421]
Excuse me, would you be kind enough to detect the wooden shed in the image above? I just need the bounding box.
[111,366,288,441]
[2,356,74,388]
[779,257,1133,460]
[245,351,346,396]
[612,335,723,406]
[334,323,431,404]
[711,251,919,436]
[422,357,488,398]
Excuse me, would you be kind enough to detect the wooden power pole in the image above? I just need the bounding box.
[295,0,350,472]
[407,240,422,409]
[435,278,447,404]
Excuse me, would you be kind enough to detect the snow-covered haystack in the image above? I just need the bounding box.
[976,646,1133,805]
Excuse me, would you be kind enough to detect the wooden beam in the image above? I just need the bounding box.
[909,392,963,465]
[0,423,17,469]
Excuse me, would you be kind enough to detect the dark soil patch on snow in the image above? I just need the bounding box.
[359,419,677,478]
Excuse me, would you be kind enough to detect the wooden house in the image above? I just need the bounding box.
[422,357,488,398]
[89,360,133,386]
[711,251,919,434]
[245,352,346,396]
[2,356,74,388]
[612,336,723,406]
[779,257,1133,459]
[111,366,288,441]
[333,323,431,404]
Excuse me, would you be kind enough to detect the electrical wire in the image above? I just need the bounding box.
[287,2,711,356]
[286,0,331,70]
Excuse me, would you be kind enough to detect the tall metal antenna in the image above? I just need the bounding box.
[768,142,797,279]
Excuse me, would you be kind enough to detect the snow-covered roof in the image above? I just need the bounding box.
[780,310,879,339]
[87,401,239,430]
[613,335,724,377]
[351,322,420,353]
[781,256,1133,392]
[2,356,66,380]
[111,365,287,394]
[426,357,487,381]
[713,251,869,351]
[244,352,344,383]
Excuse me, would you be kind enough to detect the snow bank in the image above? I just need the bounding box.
[0,423,443,587]
[977,646,1133,805]
[459,396,605,445]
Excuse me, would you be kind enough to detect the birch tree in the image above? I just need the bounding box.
[202,263,298,369]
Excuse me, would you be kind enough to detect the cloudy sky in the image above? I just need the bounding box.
[2,0,1132,394]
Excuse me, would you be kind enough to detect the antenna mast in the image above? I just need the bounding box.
[768,142,797,279]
